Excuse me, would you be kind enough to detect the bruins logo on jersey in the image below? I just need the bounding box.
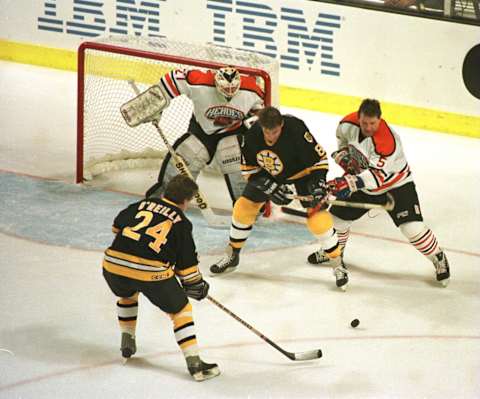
[304,131,314,143]
[256,150,283,175]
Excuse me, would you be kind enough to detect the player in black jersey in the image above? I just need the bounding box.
[209,106,348,290]
[102,174,220,381]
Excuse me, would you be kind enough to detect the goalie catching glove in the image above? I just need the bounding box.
[328,175,365,199]
[183,278,210,301]
[251,174,293,206]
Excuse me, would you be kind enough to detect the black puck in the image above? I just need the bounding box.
[350,319,360,328]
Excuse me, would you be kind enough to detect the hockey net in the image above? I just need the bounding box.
[76,36,279,183]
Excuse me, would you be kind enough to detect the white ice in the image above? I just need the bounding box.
[0,61,479,399]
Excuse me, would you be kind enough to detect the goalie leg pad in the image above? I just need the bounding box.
[158,134,210,188]
[214,135,242,175]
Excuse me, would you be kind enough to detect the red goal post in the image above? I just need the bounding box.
[76,36,279,183]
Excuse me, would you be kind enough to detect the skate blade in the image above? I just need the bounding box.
[439,278,450,287]
[191,366,221,382]
[209,267,237,277]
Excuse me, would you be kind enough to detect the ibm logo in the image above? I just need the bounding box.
[37,0,164,37]
[37,0,341,76]
[207,0,341,75]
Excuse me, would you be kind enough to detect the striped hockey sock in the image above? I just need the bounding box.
[170,302,199,358]
[117,293,139,337]
[409,228,439,259]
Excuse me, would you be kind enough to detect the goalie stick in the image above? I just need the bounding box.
[207,295,322,361]
[126,81,230,229]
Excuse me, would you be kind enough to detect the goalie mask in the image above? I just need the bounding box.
[215,67,241,99]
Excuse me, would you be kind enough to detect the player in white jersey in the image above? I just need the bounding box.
[308,99,450,287]
[145,66,264,203]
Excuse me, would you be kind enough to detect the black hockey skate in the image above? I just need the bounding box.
[433,250,450,287]
[120,332,136,359]
[307,249,329,265]
[209,246,239,275]
[186,356,221,382]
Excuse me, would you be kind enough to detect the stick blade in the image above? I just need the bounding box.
[293,349,323,361]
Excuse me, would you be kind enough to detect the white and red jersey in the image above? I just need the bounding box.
[336,112,413,195]
[159,69,264,135]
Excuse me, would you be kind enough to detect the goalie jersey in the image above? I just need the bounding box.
[159,69,264,135]
[337,112,413,195]
[241,114,329,183]
[102,197,201,285]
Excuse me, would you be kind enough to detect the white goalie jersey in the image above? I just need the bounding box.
[159,69,264,135]
[336,112,413,195]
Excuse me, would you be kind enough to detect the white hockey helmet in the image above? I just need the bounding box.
[214,66,241,99]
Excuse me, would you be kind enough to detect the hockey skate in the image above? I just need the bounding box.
[307,249,329,265]
[433,250,450,287]
[209,246,239,275]
[186,355,220,382]
[331,257,349,291]
[120,332,136,360]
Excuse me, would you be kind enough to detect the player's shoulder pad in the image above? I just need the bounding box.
[185,70,215,87]
[372,119,396,157]
[239,75,264,98]
[283,113,308,130]
[340,112,359,126]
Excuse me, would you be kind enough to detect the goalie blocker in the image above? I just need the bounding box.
[120,85,170,127]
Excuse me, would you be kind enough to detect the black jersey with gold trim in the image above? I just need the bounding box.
[103,197,200,283]
[241,114,329,183]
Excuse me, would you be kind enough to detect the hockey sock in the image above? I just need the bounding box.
[169,302,199,358]
[229,217,252,250]
[401,222,439,259]
[336,228,350,253]
[117,293,139,336]
[229,197,263,250]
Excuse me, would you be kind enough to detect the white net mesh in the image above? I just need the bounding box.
[78,36,279,181]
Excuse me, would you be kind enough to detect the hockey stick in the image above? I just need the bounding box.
[282,193,394,218]
[207,295,322,361]
[287,192,394,211]
[127,81,229,229]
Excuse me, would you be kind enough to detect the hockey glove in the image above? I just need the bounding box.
[183,279,210,301]
[328,175,365,199]
[252,175,293,206]
[332,148,361,175]
[307,178,328,208]
[243,115,258,130]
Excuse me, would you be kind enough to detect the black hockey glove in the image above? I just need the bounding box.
[183,279,210,301]
[251,175,293,206]
[307,176,328,208]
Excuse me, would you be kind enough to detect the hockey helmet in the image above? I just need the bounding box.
[214,66,241,99]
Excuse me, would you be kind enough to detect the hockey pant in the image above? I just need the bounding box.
[157,133,245,203]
